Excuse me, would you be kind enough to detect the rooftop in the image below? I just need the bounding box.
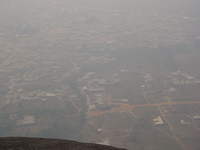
[153,116,164,125]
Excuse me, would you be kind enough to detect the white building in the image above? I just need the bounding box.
[153,116,164,125]
[193,115,200,120]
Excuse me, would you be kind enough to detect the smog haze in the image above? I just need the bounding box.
[0,1,200,150]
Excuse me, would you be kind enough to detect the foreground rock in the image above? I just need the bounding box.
[0,137,127,150]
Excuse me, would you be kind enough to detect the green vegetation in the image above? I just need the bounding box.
[126,119,181,150]
[0,113,13,136]
[41,114,86,140]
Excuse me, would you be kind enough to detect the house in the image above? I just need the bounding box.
[121,99,129,103]
[193,115,200,120]
[46,93,56,97]
[88,105,96,111]
[89,87,105,92]
[181,120,186,125]
[153,116,164,125]
[99,79,109,85]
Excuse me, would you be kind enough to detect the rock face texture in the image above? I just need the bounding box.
[0,137,127,150]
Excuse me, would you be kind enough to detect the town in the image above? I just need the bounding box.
[0,0,200,150]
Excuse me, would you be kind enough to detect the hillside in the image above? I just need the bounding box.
[0,137,127,150]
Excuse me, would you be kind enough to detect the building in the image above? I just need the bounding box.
[181,120,186,125]
[46,93,56,97]
[121,99,129,103]
[193,115,200,120]
[153,116,164,125]
[99,79,109,85]
[88,105,96,111]
[89,87,105,92]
